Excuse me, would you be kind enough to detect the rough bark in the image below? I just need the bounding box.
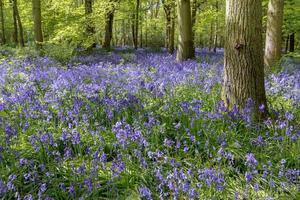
[264,0,284,68]
[176,0,195,61]
[289,33,295,52]
[103,10,114,49]
[32,0,43,49]
[222,0,268,119]
[0,0,5,44]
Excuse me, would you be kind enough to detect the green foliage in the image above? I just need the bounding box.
[42,42,75,63]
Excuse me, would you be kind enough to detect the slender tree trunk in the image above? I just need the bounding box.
[145,14,148,47]
[209,22,213,51]
[133,0,140,49]
[121,19,125,46]
[264,0,284,68]
[169,5,175,53]
[176,0,194,61]
[0,0,5,44]
[289,33,295,52]
[285,34,289,53]
[191,0,197,50]
[213,0,219,53]
[163,4,175,53]
[11,0,18,45]
[15,0,24,47]
[163,3,171,50]
[140,17,143,48]
[222,0,268,119]
[32,0,43,49]
[85,0,94,34]
[103,10,114,50]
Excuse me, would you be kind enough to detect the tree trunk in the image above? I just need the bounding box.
[11,0,18,45]
[176,0,194,61]
[15,0,24,47]
[285,34,289,53]
[191,0,197,50]
[163,3,171,50]
[164,3,175,53]
[222,0,268,119]
[169,5,175,53]
[213,0,219,53]
[289,33,295,52]
[145,14,148,47]
[103,11,114,50]
[32,0,43,49]
[209,22,213,51]
[140,17,143,48]
[85,0,94,35]
[132,0,140,49]
[264,0,284,68]
[11,0,24,47]
[0,0,5,44]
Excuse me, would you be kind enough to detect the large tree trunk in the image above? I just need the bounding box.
[289,33,295,52]
[222,0,268,119]
[264,0,284,68]
[176,0,194,61]
[103,10,114,50]
[32,0,43,49]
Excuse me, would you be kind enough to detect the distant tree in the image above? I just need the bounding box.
[222,0,268,119]
[11,0,18,45]
[103,5,115,49]
[0,0,5,44]
[85,0,94,35]
[213,0,219,52]
[132,0,140,49]
[264,0,284,68]
[12,0,24,47]
[289,32,295,52]
[32,0,43,49]
[13,0,25,47]
[177,0,194,61]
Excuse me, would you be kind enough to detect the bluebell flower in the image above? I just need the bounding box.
[245,153,258,169]
[139,186,152,200]
[71,129,81,145]
[245,172,253,183]
[24,194,33,200]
